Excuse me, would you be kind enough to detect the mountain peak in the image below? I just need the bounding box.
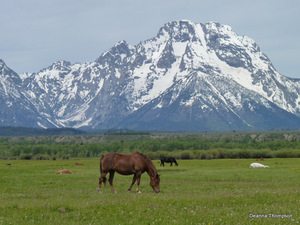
[96,40,134,64]
[49,60,71,69]
[115,40,129,47]
[157,20,199,42]
[0,59,8,70]
[0,59,21,82]
[1,21,300,131]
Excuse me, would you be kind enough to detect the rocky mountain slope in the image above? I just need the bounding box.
[1,20,300,131]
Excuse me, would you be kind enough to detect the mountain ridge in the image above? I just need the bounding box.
[1,20,300,131]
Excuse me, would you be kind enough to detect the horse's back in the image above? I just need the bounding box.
[101,152,146,175]
[101,153,118,171]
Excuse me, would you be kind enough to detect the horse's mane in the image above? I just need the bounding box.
[134,152,158,177]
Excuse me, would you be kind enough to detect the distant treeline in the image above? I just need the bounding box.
[1,131,300,160]
[0,126,148,137]
[0,127,86,136]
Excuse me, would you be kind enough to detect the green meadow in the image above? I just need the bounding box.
[0,158,299,224]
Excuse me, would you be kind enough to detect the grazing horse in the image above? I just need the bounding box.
[97,152,160,193]
[160,157,178,167]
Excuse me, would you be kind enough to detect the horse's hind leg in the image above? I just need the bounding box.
[127,174,137,193]
[108,171,117,193]
[136,172,142,193]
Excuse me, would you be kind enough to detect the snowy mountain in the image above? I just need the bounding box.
[0,60,52,127]
[1,20,300,131]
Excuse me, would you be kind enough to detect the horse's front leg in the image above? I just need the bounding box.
[127,174,137,193]
[108,171,117,193]
[98,172,107,193]
[136,172,142,193]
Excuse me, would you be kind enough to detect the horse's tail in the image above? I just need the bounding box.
[100,155,107,186]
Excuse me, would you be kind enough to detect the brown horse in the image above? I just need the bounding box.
[97,152,160,193]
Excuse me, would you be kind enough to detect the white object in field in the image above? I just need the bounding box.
[250,163,269,168]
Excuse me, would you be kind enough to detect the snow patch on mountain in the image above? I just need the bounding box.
[1,20,300,131]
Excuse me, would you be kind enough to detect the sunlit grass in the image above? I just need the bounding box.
[0,158,299,224]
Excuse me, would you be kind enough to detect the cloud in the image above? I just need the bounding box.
[0,0,299,78]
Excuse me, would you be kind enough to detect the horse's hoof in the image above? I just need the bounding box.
[111,191,117,193]
[97,188,101,193]
[137,191,142,194]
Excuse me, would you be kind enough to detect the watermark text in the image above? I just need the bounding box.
[249,214,292,219]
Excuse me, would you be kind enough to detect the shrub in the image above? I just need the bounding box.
[273,150,300,158]
[225,150,239,159]
[144,151,159,160]
[19,153,32,160]
[199,151,208,160]
[62,155,70,159]
[251,150,273,159]
[237,150,252,158]
[191,150,202,159]
[178,150,192,159]
[35,154,50,160]
[218,149,226,159]
[208,149,220,159]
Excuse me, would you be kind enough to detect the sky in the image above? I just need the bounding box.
[1,0,299,78]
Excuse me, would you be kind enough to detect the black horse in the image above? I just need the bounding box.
[160,157,178,167]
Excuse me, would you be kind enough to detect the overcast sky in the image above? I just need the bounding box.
[1,0,299,78]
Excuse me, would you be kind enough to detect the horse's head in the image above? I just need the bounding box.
[150,174,160,193]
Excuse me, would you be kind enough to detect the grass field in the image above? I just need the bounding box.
[0,158,299,224]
